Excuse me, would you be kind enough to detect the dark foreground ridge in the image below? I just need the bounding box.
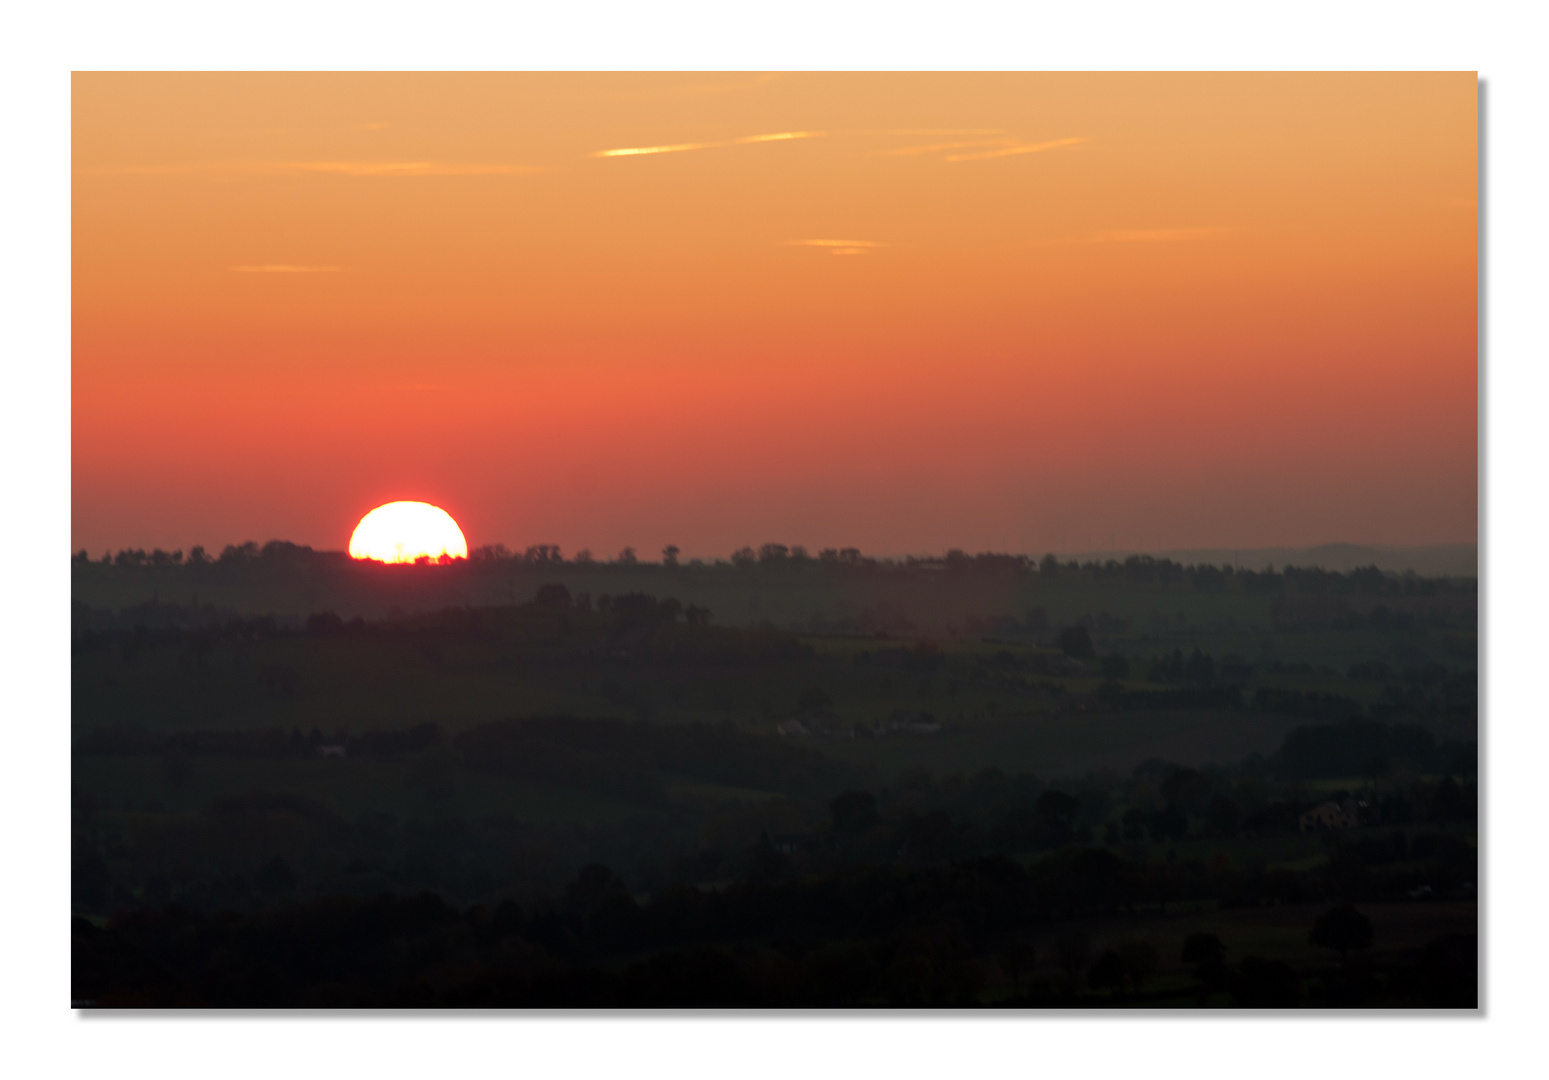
[73,853,1477,1008]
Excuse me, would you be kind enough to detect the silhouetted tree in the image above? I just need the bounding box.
[1182,933,1229,995]
[999,939,1036,988]
[1036,790,1080,824]
[801,943,875,1006]
[1415,934,1478,1008]
[1310,904,1374,964]
[1428,777,1468,823]
[1205,795,1242,837]
[306,612,344,635]
[1146,804,1188,842]
[565,864,629,918]
[798,687,832,715]
[1118,938,1158,993]
[1099,654,1130,679]
[534,583,572,608]
[255,856,297,897]
[749,831,792,882]
[1233,956,1300,1007]
[1185,648,1216,685]
[1182,933,1226,966]
[662,545,679,567]
[884,954,935,1006]
[1054,930,1090,996]
[830,791,879,834]
[1056,625,1094,659]
[1088,950,1126,996]
[1160,768,1209,815]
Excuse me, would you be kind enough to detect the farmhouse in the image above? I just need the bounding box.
[886,710,942,735]
[1299,798,1360,831]
[1048,655,1088,676]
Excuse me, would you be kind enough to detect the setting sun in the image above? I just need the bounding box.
[348,501,468,563]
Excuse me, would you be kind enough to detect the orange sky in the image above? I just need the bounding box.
[72,72,1477,558]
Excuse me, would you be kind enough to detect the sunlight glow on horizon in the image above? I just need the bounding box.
[348,502,469,564]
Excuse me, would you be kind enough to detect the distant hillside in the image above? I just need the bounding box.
[73,542,1477,632]
[1072,544,1477,578]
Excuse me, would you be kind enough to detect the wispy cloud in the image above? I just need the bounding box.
[229,264,342,273]
[97,161,543,177]
[594,141,717,158]
[272,161,543,177]
[944,137,1087,162]
[861,129,1006,136]
[737,132,820,145]
[787,239,885,256]
[881,139,1015,157]
[592,131,825,158]
[1087,227,1235,244]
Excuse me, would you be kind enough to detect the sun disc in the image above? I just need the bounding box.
[348,501,468,563]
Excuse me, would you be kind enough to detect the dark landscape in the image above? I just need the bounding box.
[72,543,1478,1007]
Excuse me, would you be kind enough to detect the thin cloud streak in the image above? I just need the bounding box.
[1087,227,1236,243]
[734,132,822,145]
[881,139,1014,157]
[229,265,342,273]
[788,239,885,248]
[592,131,825,158]
[593,142,715,158]
[945,137,1088,162]
[273,161,544,177]
[95,161,544,177]
[788,239,885,257]
[844,129,1007,137]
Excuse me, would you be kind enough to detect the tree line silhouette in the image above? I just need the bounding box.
[76,543,1475,599]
